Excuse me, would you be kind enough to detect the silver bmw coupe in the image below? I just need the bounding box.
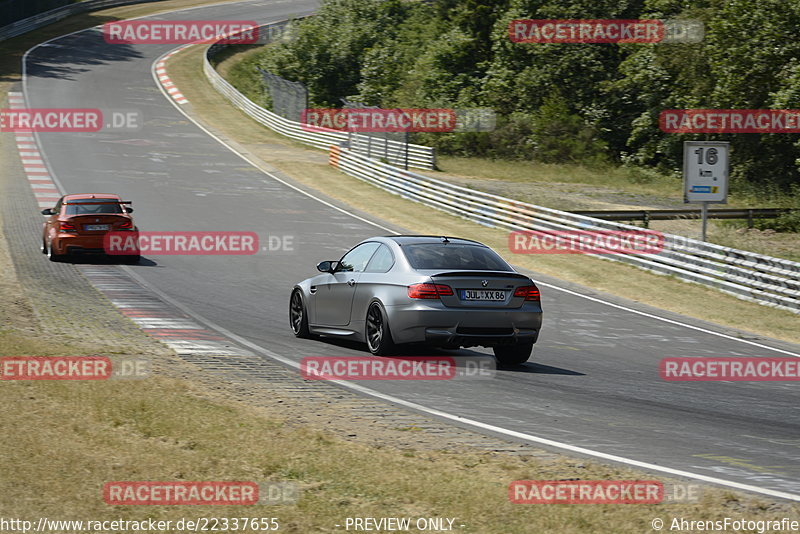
[289,235,543,365]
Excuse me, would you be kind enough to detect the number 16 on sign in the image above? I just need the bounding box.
[683,141,729,241]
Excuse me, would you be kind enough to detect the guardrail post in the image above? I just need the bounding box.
[701,201,709,241]
[404,131,409,171]
[747,209,754,228]
[642,211,649,229]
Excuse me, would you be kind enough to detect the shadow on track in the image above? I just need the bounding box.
[291,335,585,376]
[26,29,143,81]
[58,255,158,266]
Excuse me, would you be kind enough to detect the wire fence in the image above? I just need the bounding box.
[257,68,308,123]
[205,19,437,170]
[340,98,416,170]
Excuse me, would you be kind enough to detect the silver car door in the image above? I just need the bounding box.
[314,242,380,326]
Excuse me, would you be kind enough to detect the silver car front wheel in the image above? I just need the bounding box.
[289,290,311,338]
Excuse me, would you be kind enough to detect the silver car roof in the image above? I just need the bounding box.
[382,235,485,246]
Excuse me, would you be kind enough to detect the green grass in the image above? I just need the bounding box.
[436,156,800,212]
[437,155,681,197]
[212,43,271,107]
[431,156,800,259]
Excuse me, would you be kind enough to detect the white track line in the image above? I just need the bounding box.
[537,282,800,358]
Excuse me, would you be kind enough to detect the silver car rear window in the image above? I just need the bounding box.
[402,243,511,271]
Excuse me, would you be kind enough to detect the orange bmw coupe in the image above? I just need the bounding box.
[41,193,139,263]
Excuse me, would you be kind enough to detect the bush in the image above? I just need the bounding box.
[751,186,800,232]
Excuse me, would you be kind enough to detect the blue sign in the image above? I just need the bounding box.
[689,185,711,193]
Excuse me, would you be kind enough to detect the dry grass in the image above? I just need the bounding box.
[6,358,798,532]
[436,155,680,199]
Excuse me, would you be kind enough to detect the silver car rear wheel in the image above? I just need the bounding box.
[366,302,395,355]
[493,342,533,366]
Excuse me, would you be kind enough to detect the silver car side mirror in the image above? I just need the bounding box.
[317,261,337,273]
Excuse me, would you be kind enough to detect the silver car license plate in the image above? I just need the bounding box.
[460,289,507,301]
[84,224,110,231]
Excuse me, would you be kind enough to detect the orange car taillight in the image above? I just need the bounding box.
[59,222,77,232]
[118,220,133,229]
[408,283,454,299]
[514,285,541,301]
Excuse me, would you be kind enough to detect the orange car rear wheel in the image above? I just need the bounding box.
[45,239,67,262]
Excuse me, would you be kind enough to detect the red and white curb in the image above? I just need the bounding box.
[7,90,248,358]
[7,91,61,209]
[155,46,191,105]
[79,266,253,356]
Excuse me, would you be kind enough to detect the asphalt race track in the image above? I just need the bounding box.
[17,0,800,501]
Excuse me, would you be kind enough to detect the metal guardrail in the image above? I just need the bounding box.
[329,146,800,314]
[203,20,437,171]
[0,0,166,42]
[574,208,792,228]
